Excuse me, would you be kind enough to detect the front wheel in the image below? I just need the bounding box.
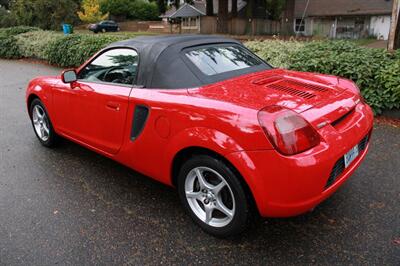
[30,98,58,147]
[177,155,252,237]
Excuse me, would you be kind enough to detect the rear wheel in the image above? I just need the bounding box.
[177,155,251,237]
[30,98,58,147]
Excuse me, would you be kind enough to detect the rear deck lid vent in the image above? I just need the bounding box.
[285,80,330,93]
[267,82,316,99]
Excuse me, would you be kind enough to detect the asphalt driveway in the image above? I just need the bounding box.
[0,59,399,265]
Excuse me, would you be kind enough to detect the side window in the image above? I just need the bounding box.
[78,48,139,85]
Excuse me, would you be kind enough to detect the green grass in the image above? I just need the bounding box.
[350,38,378,47]
[74,29,159,38]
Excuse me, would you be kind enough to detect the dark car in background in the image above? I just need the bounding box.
[89,20,120,33]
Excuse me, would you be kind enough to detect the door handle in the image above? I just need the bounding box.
[106,102,120,111]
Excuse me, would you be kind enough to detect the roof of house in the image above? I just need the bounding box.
[168,3,206,18]
[161,0,247,18]
[294,0,393,17]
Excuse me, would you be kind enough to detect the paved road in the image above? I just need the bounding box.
[0,59,399,265]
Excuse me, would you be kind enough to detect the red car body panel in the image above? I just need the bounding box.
[26,68,374,218]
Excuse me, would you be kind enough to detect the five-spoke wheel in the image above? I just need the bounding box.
[178,155,252,237]
[185,166,235,227]
[29,98,58,147]
[32,105,50,142]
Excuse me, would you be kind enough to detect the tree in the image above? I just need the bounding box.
[266,0,286,20]
[129,0,159,20]
[156,0,166,15]
[0,0,11,10]
[77,0,108,23]
[0,6,15,26]
[101,0,132,17]
[173,0,180,10]
[388,0,399,51]
[0,0,11,9]
[217,0,228,33]
[206,0,213,16]
[231,0,238,17]
[10,0,79,30]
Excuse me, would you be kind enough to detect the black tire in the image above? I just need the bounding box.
[177,155,252,237]
[29,98,59,147]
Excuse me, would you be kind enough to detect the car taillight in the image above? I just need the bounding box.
[257,106,320,155]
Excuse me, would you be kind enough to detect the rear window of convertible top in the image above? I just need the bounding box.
[185,44,263,76]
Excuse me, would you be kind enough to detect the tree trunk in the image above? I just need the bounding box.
[174,0,180,10]
[388,0,399,51]
[206,0,214,16]
[217,0,229,33]
[157,0,166,15]
[395,11,400,49]
[231,0,238,17]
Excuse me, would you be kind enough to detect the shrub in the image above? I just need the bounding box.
[45,34,124,67]
[15,30,64,60]
[245,39,305,68]
[0,26,40,59]
[373,58,400,111]
[0,26,40,37]
[289,41,399,114]
[245,40,400,114]
[0,36,21,58]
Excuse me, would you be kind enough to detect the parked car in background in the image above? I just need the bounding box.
[89,20,120,33]
[25,35,373,237]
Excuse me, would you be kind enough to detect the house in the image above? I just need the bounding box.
[161,3,206,32]
[291,0,394,40]
[161,0,247,33]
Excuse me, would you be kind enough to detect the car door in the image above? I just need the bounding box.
[54,48,139,155]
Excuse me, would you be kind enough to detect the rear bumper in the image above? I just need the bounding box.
[226,103,374,217]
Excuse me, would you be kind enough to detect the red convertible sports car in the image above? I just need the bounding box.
[26,35,373,237]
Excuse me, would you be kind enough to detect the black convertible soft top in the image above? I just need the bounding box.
[105,35,270,89]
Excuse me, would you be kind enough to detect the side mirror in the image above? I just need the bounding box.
[61,69,77,83]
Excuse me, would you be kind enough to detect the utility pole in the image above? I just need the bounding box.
[388,0,400,51]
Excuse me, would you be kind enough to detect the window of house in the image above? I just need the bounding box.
[182,17,197,27]
[295,18,305,32]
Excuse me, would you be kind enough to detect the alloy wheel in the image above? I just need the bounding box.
[184,166,235,228]
[32,105,50,142]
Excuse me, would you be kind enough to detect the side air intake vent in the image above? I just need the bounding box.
[131,105,149,140]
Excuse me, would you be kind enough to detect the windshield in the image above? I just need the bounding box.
[185,45,265,76]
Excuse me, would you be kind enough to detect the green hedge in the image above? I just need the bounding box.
[0,26,40,59]
[15,31,64,60]
[1,28,124,67]
[246,40,400,114]
[45,34,123,67]
[246,40,305,69]
[0,27,398,114]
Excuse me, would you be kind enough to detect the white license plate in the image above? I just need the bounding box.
[344,145,359,168]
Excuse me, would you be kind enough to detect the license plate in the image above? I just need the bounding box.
[344,145,359,168]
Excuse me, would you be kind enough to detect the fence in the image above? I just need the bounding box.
[200,16,284,35]
[78,18,289,36]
